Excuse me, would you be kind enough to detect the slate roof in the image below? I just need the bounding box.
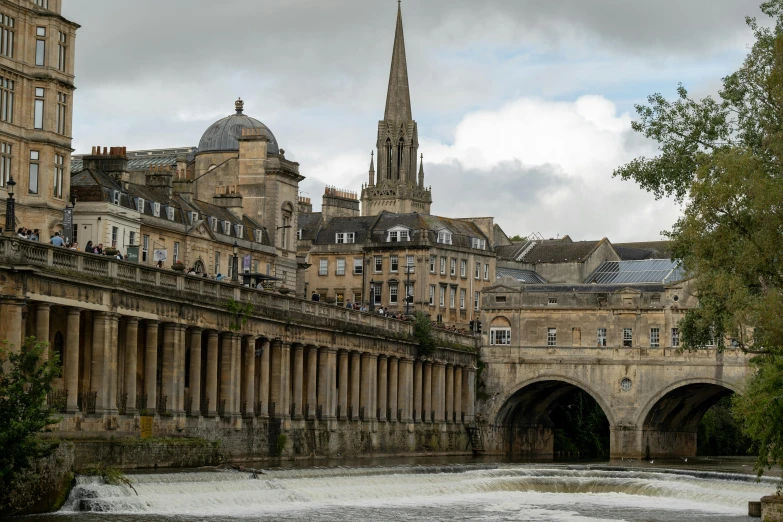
[522,283,667,293]
[313,215,379,245]
[72,147,197,173]
[613,241,672,260]
[198,113,279,154]
[297,212,323,241]
[518,239,603,263]
[496,267,547,284]
[495,243,529,260]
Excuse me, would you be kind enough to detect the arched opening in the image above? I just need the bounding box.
[641,382,743,458]
[397,138,404,180]
[496,379,611,459]
[385,138,392,180]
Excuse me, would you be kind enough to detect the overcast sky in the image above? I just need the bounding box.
[62,0,761,241]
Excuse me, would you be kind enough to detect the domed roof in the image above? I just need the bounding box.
[198,98,279,154]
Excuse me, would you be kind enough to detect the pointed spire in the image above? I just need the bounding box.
[384,2,412,122]
[368,151,376,187]
[418,153,424,186]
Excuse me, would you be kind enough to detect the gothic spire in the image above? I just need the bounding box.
[384,2,412,122]
[418,153,424,186]
[368,151,376,186]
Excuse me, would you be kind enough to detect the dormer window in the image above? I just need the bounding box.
[222,220,231,235]
[112,190,120,205]
[234,224,244,238]
[152,202,160,217]
[436,230,452,245]
[209,216,217,232]
[135,198,145,212]
[471,237,486,250]
[254,230,264,243]
[166,206,175,221]
[297,229,303,240]
[387,227,410,242]
[336,232,355,244]
[189,211,199,225]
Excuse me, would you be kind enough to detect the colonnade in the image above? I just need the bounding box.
[4,300,476,425]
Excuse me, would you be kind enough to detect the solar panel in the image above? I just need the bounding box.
[585,259,685,285]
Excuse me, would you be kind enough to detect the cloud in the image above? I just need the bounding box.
[422,95,682,242]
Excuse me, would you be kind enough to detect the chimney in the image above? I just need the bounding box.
[297,195,312,214]
[322,185,360,222]
[145,165,175,197]
[81,146,129,184]
[213,185,243,210]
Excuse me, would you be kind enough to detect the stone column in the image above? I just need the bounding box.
[0,297,24,353]
[350,351,361,420]
[281,342,292,419]
[368,354,378,420]
[445,364,454,423]
[326,348,337,418]
[454,366,463,423]
[161,323,177,414]
[144,320,159,412]
[413,360,423,423]
[35,302,51,360]
[269,340,282,417]
[306,345,317,418]
[399,358,413,422]
[257,338,270,416]
[388,357,399,422]
[423,362,432,423]
[176,325,187,414]
[466,368,476,422]
[107,314,120,415]
[292,344,304,419]
[220,333,236,417]
[338,350,349,419]
[205,330,219,417]
[90,312,107,413]
[377,355,388,422]
[232,334,241,416]
[243,336,256,417]
[316,347,330,418]
[124,318,139,415]
[360,353,372,421]
[64,308,81,413]
[188,328,203,416]
[435,363,446,422]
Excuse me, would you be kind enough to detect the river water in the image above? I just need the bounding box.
[15,458,780,522]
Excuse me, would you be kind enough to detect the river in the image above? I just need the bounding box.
[14,457,780,521]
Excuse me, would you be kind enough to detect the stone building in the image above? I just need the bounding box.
[0,0,78,236]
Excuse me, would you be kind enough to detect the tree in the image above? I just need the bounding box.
[412,312,435,357]
[508,235,527,242]
[614,1,783,482]
[0,337,61,508]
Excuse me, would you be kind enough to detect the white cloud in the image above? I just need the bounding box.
[421,95,682,242]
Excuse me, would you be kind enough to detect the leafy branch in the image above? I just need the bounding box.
[226,298,254,332]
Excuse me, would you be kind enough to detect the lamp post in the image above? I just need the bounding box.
[3,175,15,235]
[231,240,239,283]
[404,263,414,316]
[369,278,375,313]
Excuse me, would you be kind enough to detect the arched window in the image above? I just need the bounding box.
[397,138,404,181]
[385,138,392,180]
[490,316,512,346]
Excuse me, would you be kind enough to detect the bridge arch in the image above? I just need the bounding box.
[636,378,740,458]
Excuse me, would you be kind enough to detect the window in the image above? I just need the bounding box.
[429,285,435,306]
[0,142,11,188]
[460,259,466,277]
[173,242,180,262]
[440,257,446,275]
[405,255,414,269]
[57,30,66,72]
[281,216,290,249]
[28,150,39,194]
[450,258,456,276]
[319,259,328,276]
[336,258,345,275]
[390,283,398,304]
[650,328,659,348]
[354,292,362,304]
[129,231,135,247]
[490,328,511,345]
[374,256,382,272]
[353,258,363,275]
[597,328,607,347]
[297,229,303,240]
[72,223,77,244]
[136,198,145,212]
[209,216,217,231]
[439,286,445,307]
[34,88,44,129]
[671,328,680,347]
[388,229,409,242]
[436,230,452,245]
[623,328,633,347]
[475,262,480,279]
[450,287,456,308]
[254,230,263,243]
[166,206,175,221]
[475,291,480,311]
[34,0,49,7]
[373,283,382,305]
[0,76,14,122]
[495,296,507,303]
[548,298,558,305]
[336,232,355,244]
[215,251,220,274]
[0,15,14,59]
[471,238,486,250]
[35,27,45,66]
[189,211,198,225]
[53,153,63,198]
[142,235,149,262]
[405,283,413,303]
[112,190,120,205]
[547,328,557,346]
[390,255,398,272]
[484,264,489,280]
[460,289,466,309]
[222,220,230,234]
[234,224,243,237]
[336,292,344,305]
[55,92,67,135]
[111,226,118,247]
[153,202,161,217]
[429,255,436,273]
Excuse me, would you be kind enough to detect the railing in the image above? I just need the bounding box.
[0,236,478,351]
[116,392,128,415]
[218,398,226,418]
[136,393,148,413]
[201,397,210,417]
[422,409,427,422]
[348,405,354,421]
[335,405,342,420]
[47,389,67,413]
[359,406,366,421]
[316,404,323,420]
[397,408,402,422]
[255,401,264,417]
[156,395,168,414]
[79,391,97,414]
[240,400,247,417]
[185,393,193,417]
[269,402,276,419]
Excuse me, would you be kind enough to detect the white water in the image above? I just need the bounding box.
[58,464,776,521]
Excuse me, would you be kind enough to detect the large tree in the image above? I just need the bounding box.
[614,1,783,482]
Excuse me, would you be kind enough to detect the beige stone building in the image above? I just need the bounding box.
[0,0,78,236]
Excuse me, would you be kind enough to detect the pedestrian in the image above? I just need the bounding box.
[70,242,79,250]
[215,273,224,281]
[84,241,94,253]
[345,299,352,309]
[115,251,124,260]
[49,231,64,247]
[16,227,26,239]
[31,229,39,241]
[311,291,320,302]
[94,243,103,255]
[156,260,164,269]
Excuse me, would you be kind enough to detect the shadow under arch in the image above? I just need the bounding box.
[636,378,739,458]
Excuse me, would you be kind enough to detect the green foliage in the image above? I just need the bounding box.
[226,298,254,332]
[614,0,783,482]
[275,434,288,456]
[697,396,753,457]
[412,312,436,357]
[508,235,527,242]
[0,337,61,508]
[550,390,609,458]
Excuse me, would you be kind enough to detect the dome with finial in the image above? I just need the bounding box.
[198,98,279,154]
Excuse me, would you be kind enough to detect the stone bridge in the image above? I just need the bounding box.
[479,344,752,459]
[0,236,477,461]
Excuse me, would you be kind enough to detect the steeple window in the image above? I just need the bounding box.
[386,138,392,180]
[397,138,404,180]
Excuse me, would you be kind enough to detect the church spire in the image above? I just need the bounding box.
[368,151,375,187]
[384,1,412,122]
[418,153,424,187]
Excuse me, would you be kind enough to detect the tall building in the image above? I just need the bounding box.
[0,0,78,235]
[360,3,432,216]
